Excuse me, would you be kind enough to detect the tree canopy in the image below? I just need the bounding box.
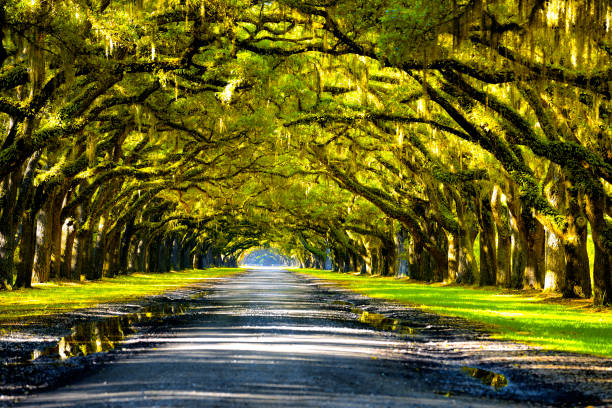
[0,0,610,304]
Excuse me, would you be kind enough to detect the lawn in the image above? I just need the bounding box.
[297,269,612,358]
[0,268,242,325]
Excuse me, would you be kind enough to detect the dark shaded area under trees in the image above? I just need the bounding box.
[0,0,610,305]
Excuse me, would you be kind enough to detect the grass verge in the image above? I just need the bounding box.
[0,268,242,326]
[297,269,612,358]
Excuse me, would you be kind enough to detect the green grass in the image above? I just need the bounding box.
[297,269,612,358]
[0,268,242,326]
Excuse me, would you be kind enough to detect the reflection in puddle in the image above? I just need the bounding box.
[353,309,418,336]
[461,366,508,389]
[330,300,354,307]
[329,300,418,336]
[31,303,188,361]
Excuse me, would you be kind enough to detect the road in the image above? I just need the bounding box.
[13,269,600,407]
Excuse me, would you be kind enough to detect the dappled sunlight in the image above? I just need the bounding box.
[17,269,541,408]
[299,270,612,357]
[13,269,611,408]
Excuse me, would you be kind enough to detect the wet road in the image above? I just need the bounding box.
[14,270,546,407]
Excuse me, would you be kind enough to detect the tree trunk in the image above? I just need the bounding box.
[15,211,37,288]
[103,231,121,277]
[49,190,65,280]
[74,229,93,281]
[0,171,21,289]
[591,238,612,306]
[350,252,358,273]
[523,211,545,289]
[447,233,458,282]
[511,227,527,289]
[492,185,512,287]
[33,199,53,283]
[145,240,154,273]
[364,246,374,275]
[585,189,612,306]
[429,226,448,282]
[12,153,42,288]
[89,218,105,280]
[478,195,497,286]
[181,246,192,269]
[170,237,180,270]
[544,228,567,293]
[543,165,569,294]
[118,218,135,274]
[564,193,591,298]
[135,239,146,272]
[457,231,476,284]
[396,230,409,277]
[60,220,77,280]
[156,238,167,273]
[381,243,397,276]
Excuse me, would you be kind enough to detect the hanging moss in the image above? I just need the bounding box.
[0,66,28,91]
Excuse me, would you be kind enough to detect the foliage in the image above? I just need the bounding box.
[0,0,610,308]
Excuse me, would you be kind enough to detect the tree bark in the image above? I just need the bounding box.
[563,193,591,298]
[89,217,105,280]
[544,228,567,293]
[170,237,180,271]
[49,190,65,280]
[381,241,397,276]
[0,171,22,289]
[447,233,458,282]
[135,238,146,272]
[511,227,527,289]
[158,237,170,273]
[74,228,93,281]
[430,224,448,282]
[492,185,512,287]
[477,194,497,286]
[103,230,121,278]
[456,232,476,284]
[543,166,569,294]
[585,190,612,305]
[118,219,135,274]
[523,210,545,289]
[60,220,77,280]
[15,211,37,288]
[33,199,53,283]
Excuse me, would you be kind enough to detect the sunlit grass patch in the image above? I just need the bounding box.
[0,268,242,325]
[297,269,612,358]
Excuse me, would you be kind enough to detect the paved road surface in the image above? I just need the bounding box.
[14,269,545,407]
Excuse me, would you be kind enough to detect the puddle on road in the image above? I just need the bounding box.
[461,366,508,390]
[329,300,418,336]
[353,309,418,336]
[330,300,354,307]
[31,302,188,361]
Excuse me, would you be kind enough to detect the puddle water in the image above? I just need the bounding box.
[31,302,188,361]
[461,366,508,390]
[353,309,418,335]
[328,300,419,336]
[330,300,354,307]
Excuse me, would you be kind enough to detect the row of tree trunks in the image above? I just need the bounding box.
[2,197,220,286]
[321,174,605,304]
